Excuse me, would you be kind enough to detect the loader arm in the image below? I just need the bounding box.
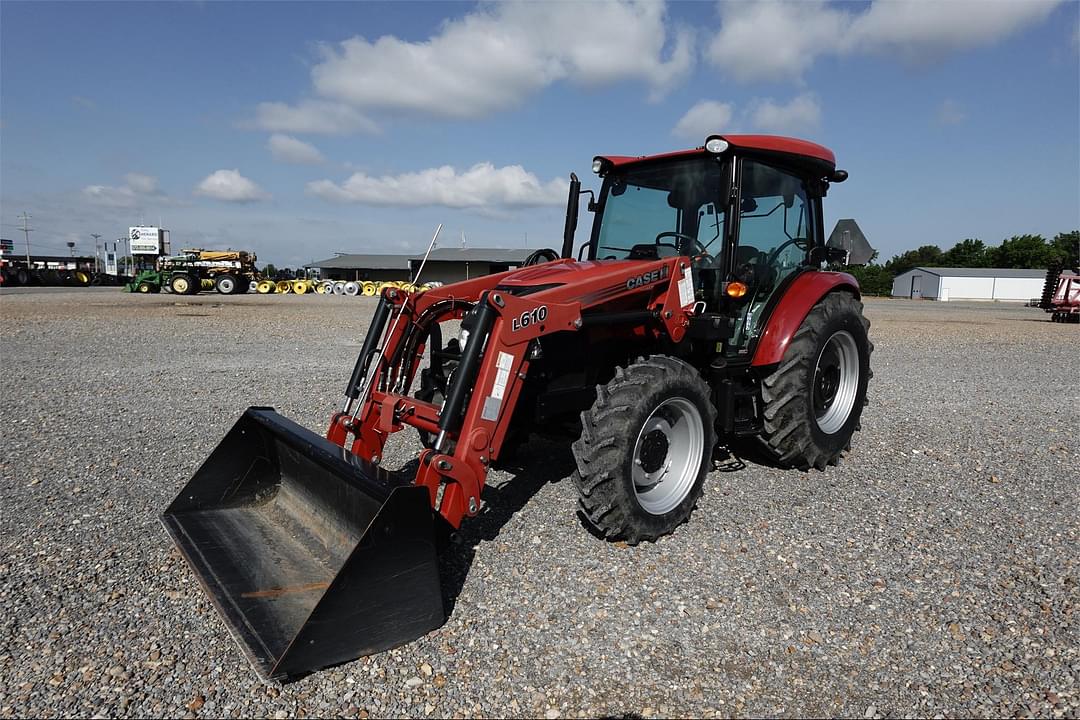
[327,256,698,528]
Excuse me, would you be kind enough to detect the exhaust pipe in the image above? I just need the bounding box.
[161,408,444,681]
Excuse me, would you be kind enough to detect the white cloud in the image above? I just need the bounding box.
[82,173,162,208]
[82,184,138,208]
[936,98,966,126]
[671,93,821,138]
[267,134,325,165]
[708,0,1060,82]
[747,93,822,134]
[849,1,1060,60]
[307,162,566,209]
[195,169,268,203]
[258,0,691,131]
[253,100,378,135]
[672,100,735,140]
[708,3,844,83]
[124,173,159,194]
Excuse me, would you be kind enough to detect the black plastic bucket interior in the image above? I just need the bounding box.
[161,407,444,681]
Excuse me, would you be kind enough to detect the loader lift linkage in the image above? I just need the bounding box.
[163,133,874,681]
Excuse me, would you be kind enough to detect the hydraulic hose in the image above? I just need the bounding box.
[344,294,392,403]
[435,293,496,446]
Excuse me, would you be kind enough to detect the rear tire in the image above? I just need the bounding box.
[757,291,873,470]
[572,355,717,544]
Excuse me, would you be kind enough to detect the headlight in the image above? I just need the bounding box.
[705,135,729,154]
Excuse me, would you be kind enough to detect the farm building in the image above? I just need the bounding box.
[891,267,1046,302]
[406,248,535,284]
[306,254,412,282]
[307,247,536,284]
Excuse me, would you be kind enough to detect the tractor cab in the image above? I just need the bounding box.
[575,134,847,354]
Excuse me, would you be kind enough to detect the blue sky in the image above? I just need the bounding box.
[2,1,1077,268]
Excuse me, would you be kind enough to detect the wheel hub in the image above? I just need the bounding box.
[638,429,669,474]
[632,397,704,515]
[813,330,859,435]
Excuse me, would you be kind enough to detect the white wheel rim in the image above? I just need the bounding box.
[632,397,704,515]
[814,330,860,434]
[219,278,234,292]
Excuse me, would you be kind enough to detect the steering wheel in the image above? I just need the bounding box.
[524,248,560,266]
[765,237,809,267]
[654,231,710,260]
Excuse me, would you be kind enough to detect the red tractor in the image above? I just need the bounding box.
[163,134,874,680]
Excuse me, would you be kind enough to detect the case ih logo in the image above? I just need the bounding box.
[626,265,669,290]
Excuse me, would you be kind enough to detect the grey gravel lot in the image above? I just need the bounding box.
[0,288,1076,719]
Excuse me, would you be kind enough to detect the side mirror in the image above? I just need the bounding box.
[825,246,850,264]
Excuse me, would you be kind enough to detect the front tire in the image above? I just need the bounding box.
[758,291,873,470]
[573,355,717,544]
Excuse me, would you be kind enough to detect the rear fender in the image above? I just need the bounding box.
[750,271,860,367]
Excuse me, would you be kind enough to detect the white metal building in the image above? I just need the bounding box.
[891,267,1046,302]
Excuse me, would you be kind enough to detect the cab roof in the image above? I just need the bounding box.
[598,134,836,174]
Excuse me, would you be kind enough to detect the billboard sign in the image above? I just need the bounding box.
[105,252,118,275]
[130,226,162,255]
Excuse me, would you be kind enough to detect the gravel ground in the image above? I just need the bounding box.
[0,288,1076,719]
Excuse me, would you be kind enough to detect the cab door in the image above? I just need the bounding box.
[726,158,817,355]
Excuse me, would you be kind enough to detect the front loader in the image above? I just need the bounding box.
[163,134,874,681]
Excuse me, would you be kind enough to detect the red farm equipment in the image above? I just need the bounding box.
[1040,266,1080,323]
[162,134,875,680]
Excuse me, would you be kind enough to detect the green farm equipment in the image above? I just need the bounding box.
[125,248,259,295]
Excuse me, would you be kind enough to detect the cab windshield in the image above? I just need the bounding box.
[592,157,727,261]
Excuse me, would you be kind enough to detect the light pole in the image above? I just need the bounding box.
[91,233,102,273]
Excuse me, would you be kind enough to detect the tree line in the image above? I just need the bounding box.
[840,231,1079,296]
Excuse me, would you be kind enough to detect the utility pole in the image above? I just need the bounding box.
[18,212,32,266]
[91,233,102,273]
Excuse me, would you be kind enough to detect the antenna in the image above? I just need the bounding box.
[461,230,466,249]
[347,224,443,420]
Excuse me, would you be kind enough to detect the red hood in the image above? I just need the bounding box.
[498,259,639,288]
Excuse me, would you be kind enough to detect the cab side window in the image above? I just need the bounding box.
[728,160,815,352]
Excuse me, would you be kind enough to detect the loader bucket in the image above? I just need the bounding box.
[161,407,444,681]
